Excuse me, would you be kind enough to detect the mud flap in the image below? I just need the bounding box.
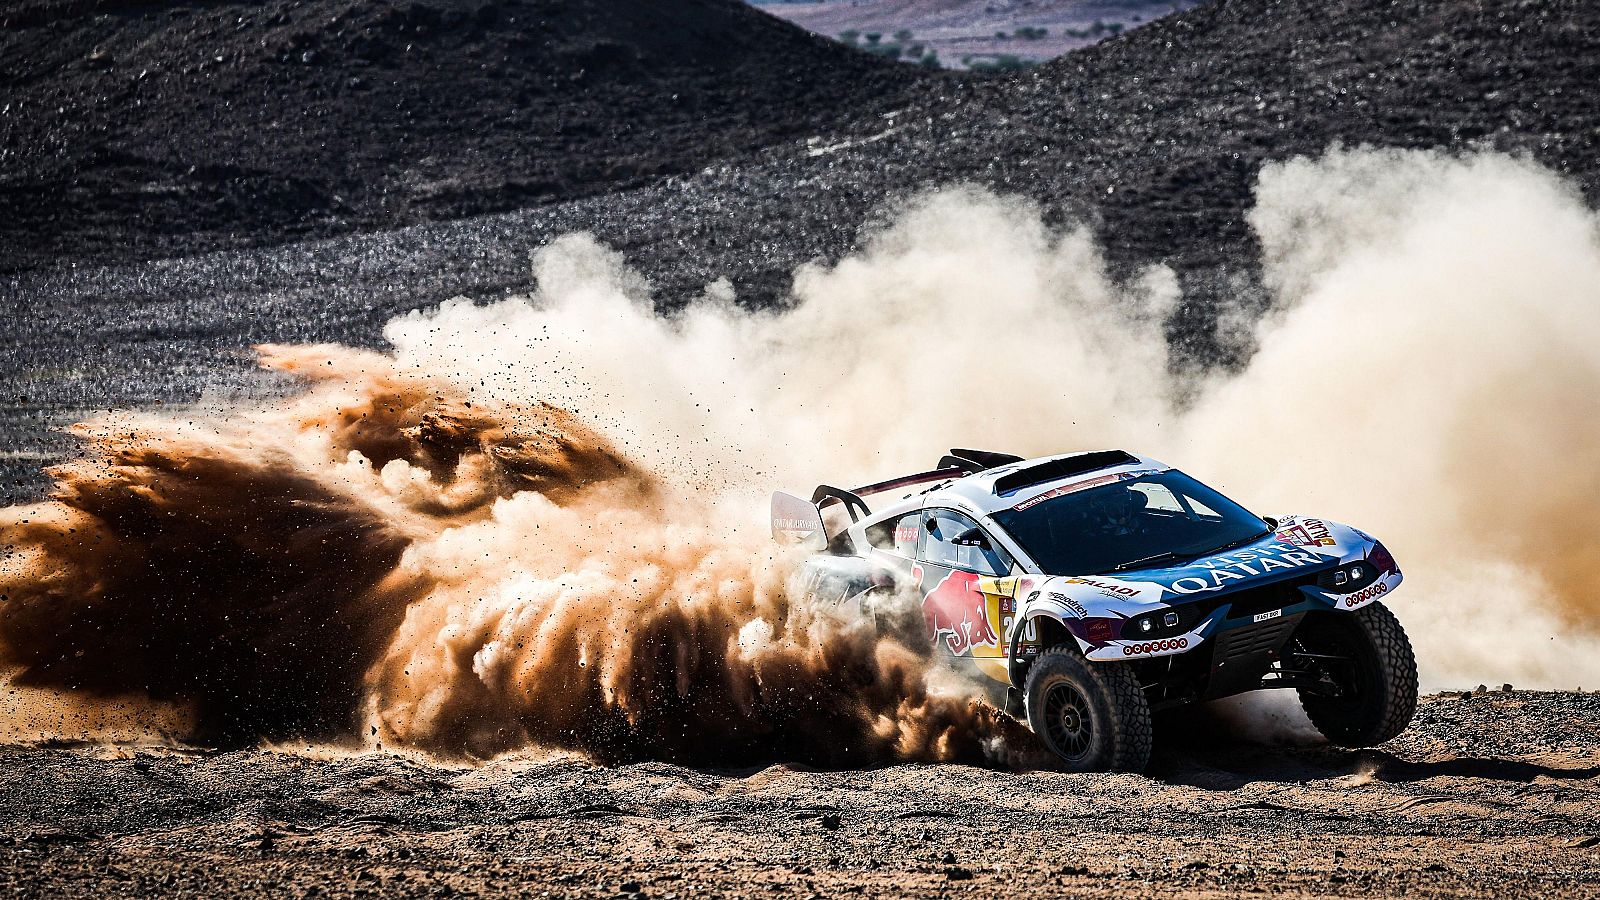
[1005,686,1025,719]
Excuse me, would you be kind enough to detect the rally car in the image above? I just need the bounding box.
[772,449,1418,772]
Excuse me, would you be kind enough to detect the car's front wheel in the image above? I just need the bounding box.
[1024,647,1152,772]
[1292,602,1418,746]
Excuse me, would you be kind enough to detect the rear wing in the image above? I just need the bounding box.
[770,490,828,550]
[770,449,1021,550]
[769,485,873,551]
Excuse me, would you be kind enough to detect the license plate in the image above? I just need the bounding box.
[1253,609,1283,623]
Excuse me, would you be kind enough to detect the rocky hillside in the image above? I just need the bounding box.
[5,0,1600,497]
[0,0,924,270]
[708,0,1600,341]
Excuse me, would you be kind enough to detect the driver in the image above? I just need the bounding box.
[1087,487,1148,537]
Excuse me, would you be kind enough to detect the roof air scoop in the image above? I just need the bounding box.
[938,448,1024,473]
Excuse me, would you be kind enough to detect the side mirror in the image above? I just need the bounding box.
[952,527,989,548]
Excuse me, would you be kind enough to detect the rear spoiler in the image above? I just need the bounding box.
[770,449,1022,549]
[771,490,829,550]
[769,484,876,551]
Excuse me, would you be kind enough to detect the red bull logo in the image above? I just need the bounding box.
[921,570,1000,655]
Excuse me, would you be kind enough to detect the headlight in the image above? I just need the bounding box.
[1129,608,1191,636]
[1318,561,1380,593]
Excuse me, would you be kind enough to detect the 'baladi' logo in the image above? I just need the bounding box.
[1063,576,1140,597]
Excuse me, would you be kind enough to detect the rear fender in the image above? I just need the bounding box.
[790,553,895,609]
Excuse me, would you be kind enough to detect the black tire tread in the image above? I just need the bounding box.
[1299,601,1418,746]
[1024,646,1153,772]
[1353,601,1419,744]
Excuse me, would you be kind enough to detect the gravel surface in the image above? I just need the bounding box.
[2,691,1598,898]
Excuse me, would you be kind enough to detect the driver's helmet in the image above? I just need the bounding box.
[1088,487,1146,533]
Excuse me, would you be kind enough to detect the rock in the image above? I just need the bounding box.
[1501,684,1514,693]
[819,813,840,830]
[1475,685,1488,694]
[943,866,974,881]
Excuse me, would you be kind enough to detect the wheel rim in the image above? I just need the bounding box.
[1294,621,1372,705]
[1042,681,1094,762]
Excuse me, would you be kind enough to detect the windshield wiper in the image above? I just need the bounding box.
[1098,526,1274,575]
[1102,550,1190,573]
[1180,526,1274,560]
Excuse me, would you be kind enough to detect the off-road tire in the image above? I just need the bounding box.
[1024,646,1152,772]
[1296,602,1418,746]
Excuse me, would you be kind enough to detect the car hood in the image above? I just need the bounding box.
[1042,516,1379,607]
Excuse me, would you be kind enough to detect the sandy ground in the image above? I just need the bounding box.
[3,690,1598,898]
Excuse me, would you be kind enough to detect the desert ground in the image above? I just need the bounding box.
[3,691,1598,898]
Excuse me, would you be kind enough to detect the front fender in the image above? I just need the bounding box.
[1016,579,1223,664]
[1274,514,1404,612]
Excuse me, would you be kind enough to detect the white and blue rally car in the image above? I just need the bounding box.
[772,449,1418,772]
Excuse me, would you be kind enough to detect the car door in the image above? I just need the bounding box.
[914,509,1016,669]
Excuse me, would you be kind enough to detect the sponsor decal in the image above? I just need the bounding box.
[1063,576,1140,598]
[893,524,920,544]
[1011,469,1161,511]
[1366,542,1399,576]
[1342,580,1389,607]
[1167,543,1326,595]
[1002,614,1040,645]
[1085,618,1116,642]
[1253,608,1283,623]
[1048,592,1089,618]
[920,569,1000,655]
[1278,518,1336,548]
[774,517,818,532]
[1123,637,1189,656]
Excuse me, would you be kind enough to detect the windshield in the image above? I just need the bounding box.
[990,470,1269,576]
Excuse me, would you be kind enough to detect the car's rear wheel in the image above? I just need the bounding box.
[1292,602,1418,746]
[1024,646,1152,772]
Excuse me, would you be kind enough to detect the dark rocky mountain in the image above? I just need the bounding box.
[0,0,923,270]
[673,0,1600,342]
[5,0,1600,497]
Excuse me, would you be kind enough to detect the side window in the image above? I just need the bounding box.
[865,513,922,557]
[893,513,921,556]
[920,509,1013,576]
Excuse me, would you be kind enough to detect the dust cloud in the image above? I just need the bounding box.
[1,148,1597,758]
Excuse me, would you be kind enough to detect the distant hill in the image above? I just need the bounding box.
[715,0,1600,334]
[748,0,1197,69]
[0,0,924,271]
[6,0,1600,502]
